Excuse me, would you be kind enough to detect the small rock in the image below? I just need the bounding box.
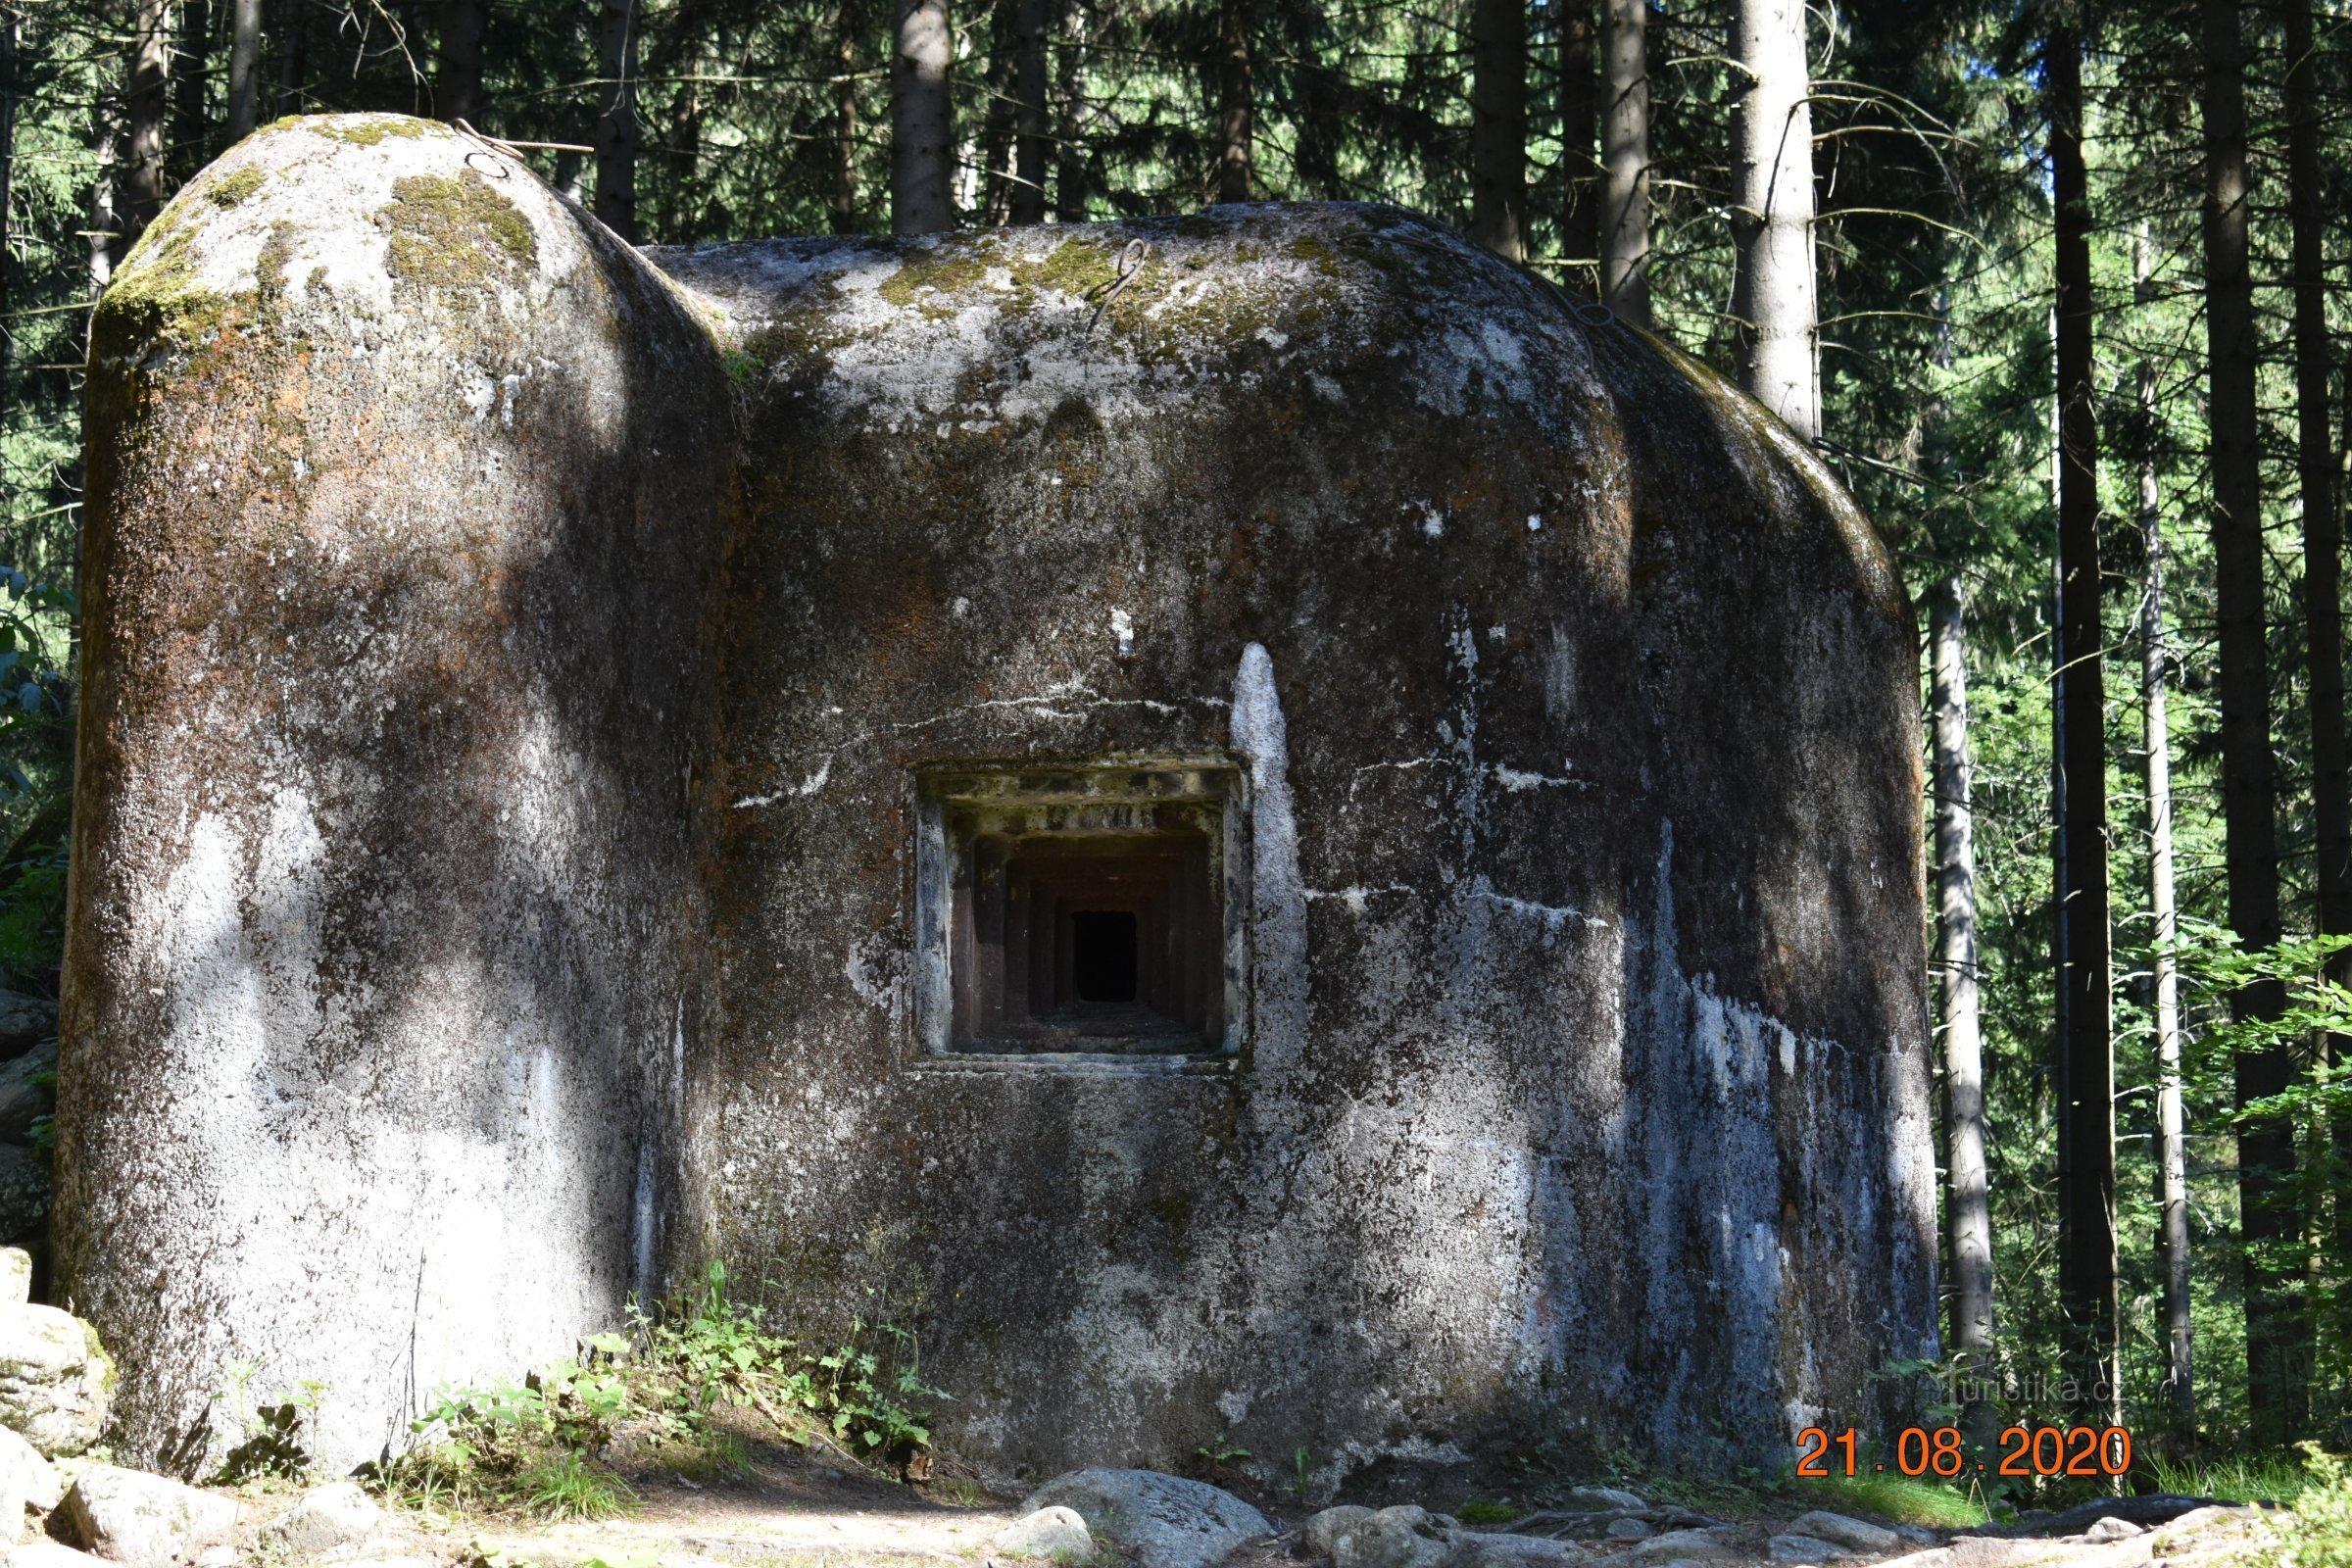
[995,1506,1098,1561]
[0,995,56,1061]
[10,1543,113,1568]
[0,1307,111,1456]
[191,1549,240,1568]
[1632,1533,1738,1563]
[1307,1507,1377,1558]
[1787,1513,1899,1555]
[1768,1537,1850,1564]
[1892,1528,1936,1546]
[1019,1469,1269,1568]
[2081,1519,2143,1545]
[1569,1490,1648,1514]
[1605,1522,1653,1543]
[0,1427,60,1511]
[261,1481,382,1556]
[1332,1507,1454,1568]
[61,1465,240,1568]
[0,1252,26,1309]
[0,1045,54,1148]
[1447,1534,1586,1568]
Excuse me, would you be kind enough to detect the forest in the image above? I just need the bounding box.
[0,0,2347,1488]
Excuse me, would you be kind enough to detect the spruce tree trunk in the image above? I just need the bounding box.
[2049,13,2118,1428]
[1054,0,1085,220]
[1931,577,1992,1383]
[2140,343,2194,1450]
[1213,0,1252,204]
[85,118,116,297]
[171,0,210,181]
[1012,0,1047,221]
[830,0,859,233]
[2284,0,2349,1174]
[226,0,263,138]
[1468,0,1525,259]
[435,0,484,128]
[120,0,171,258]
[2201,0,2304,1447]
[1598,0,1646,323]
[0,12,15,437]
[1558,0,1595,296]
[979,1,1014,221]
[891,0,954,233]
[1731,0,1816,439]
[596,0,640,240]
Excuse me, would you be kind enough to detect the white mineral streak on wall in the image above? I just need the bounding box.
[1231,643,1308,1066]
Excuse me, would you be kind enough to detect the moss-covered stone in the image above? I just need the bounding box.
[310,115,432,147]
[376,170,537,288]
[877,248,989,308]
[1007,237,1118,298]
[209,169,267,208]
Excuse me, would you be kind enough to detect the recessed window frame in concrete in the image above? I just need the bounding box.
[911,760,1250,1073]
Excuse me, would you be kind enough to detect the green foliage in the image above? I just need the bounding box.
[2148,1451,2318,1509]
[1790,1474,1989,1531]
[209,1357,328,1482]
[2272,1448,2352,1568]
[1455,1500,1520,1527]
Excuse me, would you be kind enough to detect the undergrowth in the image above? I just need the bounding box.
[372,1260,946,1521]
[2270,1448,2352,1568]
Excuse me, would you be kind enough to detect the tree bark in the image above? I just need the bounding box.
[1011,0,1047,221]
[0,11,15,435]
[891,0,953,233]
[1932,577,1992,1383]
[120,0,171,259]
[2139,338,2194,1451]
[830,0,859,233]
[979,2,1015,222]
[2201,0,2303,1448]
[1468,0,1524,259]
[435,0,485,128]
[171,0,211,181]
[86,116,116,298]
[596,0,640,240]
[1558,0,1595,296]
[1598,0,1646,324]
[226,0,262,138]
[1053,0,1085,221]
[1731,0,1816,439]
[2048,14,2118,1430]
[1212,0,1252,204]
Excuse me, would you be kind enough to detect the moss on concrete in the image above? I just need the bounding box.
[378,170,537,288]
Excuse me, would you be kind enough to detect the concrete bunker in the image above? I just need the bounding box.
[59,115,1938,1484]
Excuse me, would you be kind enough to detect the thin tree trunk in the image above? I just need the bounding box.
[665,3,710,239]
[0,11,15,435]
[86,117,116,299]
[1053,0,1084,221]
[1932,577,1992,1384]
[275,0,304,117]
[595,0,640,240]
[120,0,171,259]
[1468,0,1524,258]
[1559,0,1595,296]
[2139,338,2194,1451]
[1731,0,1817,438]
[171,0,210,181]
[978,0,1012,220]
[2201,0,2303,1448]
[226,0,261,138]
[2049,13,2118,1430]
[891,0,953,233]
[435,0,484,127]
[1598,0,1646,324]
[1212,0,1252,204]
[1010,0,1045,220]
[2285,0,2350,1229]
[830,0,859,233]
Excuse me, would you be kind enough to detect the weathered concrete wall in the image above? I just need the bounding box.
[60,117,732,1470]
[652,206,1936,1486]
[62,119,1932,1481]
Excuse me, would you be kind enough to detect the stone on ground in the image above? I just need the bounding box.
[0,1307,111,1455]
[1570,1491,1649,1514]
[1306,1507,1376,1558]
[0,1253,26,1309]
[2082,1520,2143,1544]
[0,995,55,1060]
[1788,1513,1901,1555]
[1450,1532,1588,1567]
[0,1429,59,1512]
[1632,1530,1739,1562]
[1606,1520,1654,1541]
[1019,1469,1268,1568]
[1769,1536,1853,1564]
[0,1152,46,1251]
[9,1543,112,1567]
[0,1046,55,1148]
[995,1505,1098,1560]
[1325,1506,1453,1568]
[262,1480,384,1555]
[60,1465,239,1568]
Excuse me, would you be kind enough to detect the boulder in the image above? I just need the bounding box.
[0,1152,46,1250]
[0,1308,111,1455]
[1019,1470,1269,1568]
[1632,1533,1739,1563]
[1569,1491,1649,1514]
[0,996,55,1062]
[61,1465,239,1568]
[0,1046,54,1147]
[1448,1533,1586,1568]
[261,1481,384,1556]
[1307,1507,1377,1559]
[1770,1537,1852,1564]
[1328,1506,1453,1568]
[995,1506,1099,1561]
[1606,1522,1653,1542]
[0,1427,58,1512]
[1788,1514,1900,1555]
[10,1544,112,1568]
[0,1252,26,1309]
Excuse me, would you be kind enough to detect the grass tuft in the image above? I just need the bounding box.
[1794,1473,1989,1529]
